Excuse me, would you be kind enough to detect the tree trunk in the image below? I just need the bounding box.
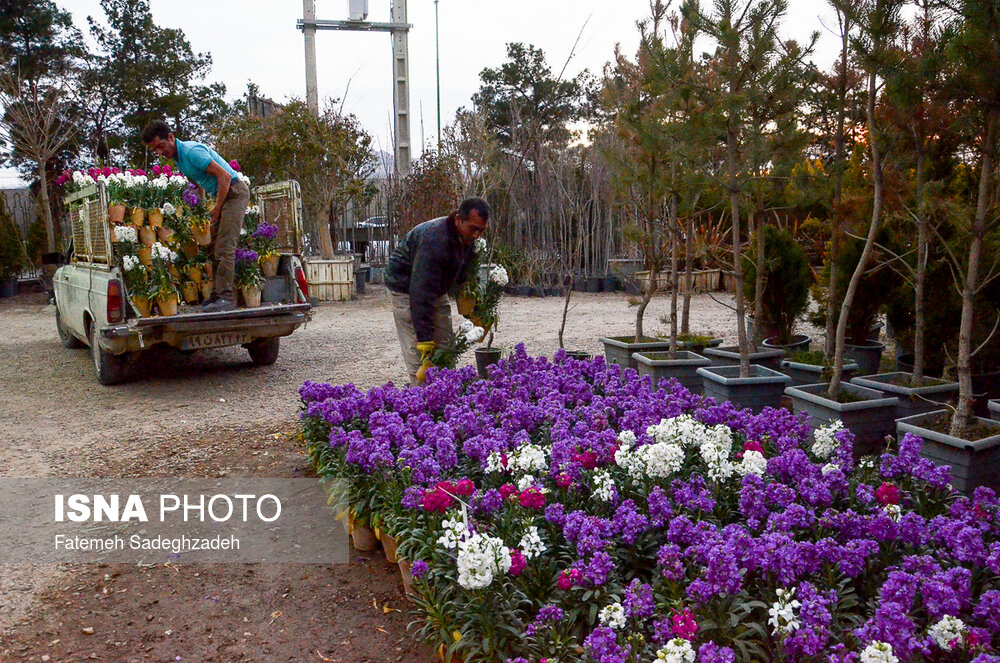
[682,213,693,334]
[727,128,750,378]
[636,264,657,340]
[829,71,883,397]
[913,144,927,381]
[669,193,679,358]
[37,164,56,254]
[825,11,850,359]
[950,110,997,437]
[752,210,764,351]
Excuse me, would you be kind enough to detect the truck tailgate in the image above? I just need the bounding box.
[129,303,312,329]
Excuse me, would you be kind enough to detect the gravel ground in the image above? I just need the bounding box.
[0,285,779,644]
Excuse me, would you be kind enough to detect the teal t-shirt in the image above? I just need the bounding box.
[174,139,237,196]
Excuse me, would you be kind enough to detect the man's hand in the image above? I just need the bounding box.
[210,205,222,224]
[416,341,436,384]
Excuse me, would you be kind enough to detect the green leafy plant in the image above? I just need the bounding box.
[0,201,26,281]
[743,226,813,345]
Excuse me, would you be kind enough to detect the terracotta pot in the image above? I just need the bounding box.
[397,559,416,596]
[382,533,399,564]
[193,224,212,246]
[456,293,475,317]
[182,243,200,259]
[137,246,153,267]
[132,296,151,318]
[157,293,178,316]
[241,286,262,308]
[181,281,199,304]
[138,226,156,247]
[157,226,174,244]
[203,261,214,278]
[130,207,146,226]
[201,279,214,300]
[147,208,164,228]
[108,204,127,224]
[351,523,378,551]
[260,254,279,278]
[168,265,181,281]
[185,267,203,284]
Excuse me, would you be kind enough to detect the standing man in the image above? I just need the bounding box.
[385,197,490,385]
[142,120,249,313]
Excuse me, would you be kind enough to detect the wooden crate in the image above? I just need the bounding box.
[636,269,721,294]
[305,257,355,301]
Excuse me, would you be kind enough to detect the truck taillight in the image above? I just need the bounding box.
[295,266,309,301]
[107,279,124,323]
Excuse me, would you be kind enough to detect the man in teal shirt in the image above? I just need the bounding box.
[142,120,250,312]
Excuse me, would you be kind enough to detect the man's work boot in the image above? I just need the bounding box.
[201,296,236,313]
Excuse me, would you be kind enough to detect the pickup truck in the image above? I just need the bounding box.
[47,180,312,385]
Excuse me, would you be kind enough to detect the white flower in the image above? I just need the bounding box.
[812,421,844,459]
[248,204,261,216]
[593,470,616,502]
[484,451,506,474]
[436,516,469,551]
[457,318,484,344]
[768,587,801,636]
[509,444,547,474]
[113,225,137,243]
[474,237,487,253]
[883,503,901,522]
[455,533,511,590]
[122,255,139,271]
[617,430,637,448]
[518,526,546,559]
[516,474,537,492]
[488,265,509,287]
[928,616,965,651]
[699,425,734,481]
[598,602,626,630]
[151,242,174,262]
[656,638,695,663]
[636,441,685,479]
[162,202,176,216]
[736,450,767,477]
[821,463,840,476]
[860,642,898,663]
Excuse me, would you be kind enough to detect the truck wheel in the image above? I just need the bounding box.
[56,308,84,349]
[90,324,128,385]
[248,337,280,366]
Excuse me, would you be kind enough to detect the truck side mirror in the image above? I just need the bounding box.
[41,252,66,266]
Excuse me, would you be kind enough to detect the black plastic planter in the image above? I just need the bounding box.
[844,340,885,377]
[763,334,811,354]
[475,347,502,379]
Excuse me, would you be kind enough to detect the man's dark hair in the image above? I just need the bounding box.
[141,120,172,143]
[457,197,490,221]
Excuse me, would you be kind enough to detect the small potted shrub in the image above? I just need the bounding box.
[743,226,813,352]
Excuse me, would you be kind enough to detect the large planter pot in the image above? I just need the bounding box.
[785,382,899,458]
[634,350,711,394]
[147,208,164,228]
[703,345,785,372]
[0,277,17,298]
[896,409,1000,494]
[601,276,617,293]
[475,347,502,379]
[156,293,178,317]
[382,533,399,564]
[241,286,262,308]
[780,359,858,388]
[894,353,945,378]
[599,336,675,370]
[108,204,127,224]
[990,400,1000,422]
[180,281,199,304]
[763,334,811,354]
[851,372,959,420]
[972,367,1000,416]
[844,340,885,377]
[586,277,603,293]
[351,522,378,551]
[677,337,724,356]
[696,364,791,412]
[261,255,280,278]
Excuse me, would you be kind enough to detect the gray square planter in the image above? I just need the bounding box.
[851,372,959,420]
[844,340,885,377]
[896,409,1000,494]
[677,337,724,356]
[991,399,1000,422]
[633,350,712,394]
[780,359,859,387]
[697,364,791,412]
[784,382,899,458]
[599,336,675,370]
[703,345,785,372]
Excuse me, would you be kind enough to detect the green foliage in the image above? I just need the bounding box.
[0,201,26,280]
[0,0,82,83]
[743,225,813,344]
[391,151,462,235]
[24,219,48,267]
[234,258,263,290]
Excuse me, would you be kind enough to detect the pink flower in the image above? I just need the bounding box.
[229,159,241,172]
[555,473,572,488]
[574,450,598,470]
[499,484,517,501]
[671,608,698,641]
[152,165,162,176]
[421,487,454,513]
[102,166,111,176]
[557,568,581,590]
[743,440,764,454]
[519,488,546,510]
[455,478,475,496]
[875,482,900,506]
[508,549,527,576]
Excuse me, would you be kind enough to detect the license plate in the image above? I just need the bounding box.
[181,331,253,350]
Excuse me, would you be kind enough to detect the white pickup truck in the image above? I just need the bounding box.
[47,180,312,385]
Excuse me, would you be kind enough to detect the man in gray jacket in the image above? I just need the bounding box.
[385,198,490,384]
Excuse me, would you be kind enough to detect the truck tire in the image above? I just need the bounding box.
[56,308,84,349]
[248,337,280,366]
[90,323,128,385]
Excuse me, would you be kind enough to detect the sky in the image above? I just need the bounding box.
[2,0,848,186]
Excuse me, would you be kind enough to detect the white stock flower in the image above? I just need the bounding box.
[883,503,902,522]
[768,587,801,636]
[509,444,547,474]
[516,474,537,492]
[593,470,616,502]
[474,237,487,253]
[617,430,637,448]
[436,516,469,551]
[598,602,626,630]
[484,451,506,474]
[821,463,840,476]
[928,615,965,651]
[151,242,176,263]
[162,202,177,216]
[122,254,139,271]
[457,318,484,344]
[860,642,898,663]
[736,450,767,477]
[488,264,509,287]
[636,441,685,479]
[456,533,511,590]
[518,525,546,559]
[113,225,137,243]
[812,421,844,459]
[699,425,734,481]
[656,638,695,663]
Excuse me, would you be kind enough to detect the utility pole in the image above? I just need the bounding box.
[435,0,441,149]
[297,0,412,175]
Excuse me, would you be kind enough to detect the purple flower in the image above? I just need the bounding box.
[235,247,259,263]
[410,559,428,579]
[697,643,735,663]
[252,221,279,240]
[623,579,655,620]
[582,626,630,663]
[182,184,200,206]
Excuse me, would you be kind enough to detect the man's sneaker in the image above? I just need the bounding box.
[201,297,236,313]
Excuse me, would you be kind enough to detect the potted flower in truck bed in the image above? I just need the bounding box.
[235,248,264,308]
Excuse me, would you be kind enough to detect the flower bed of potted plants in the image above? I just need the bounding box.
[633,350,711,395]
[896,409,1000,494]
[784,382,899,458]
[299,346,1000,663]
[850,372,960,420]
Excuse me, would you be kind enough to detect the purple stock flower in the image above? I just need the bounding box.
[697,643,735,663]
[235,247,259,263]
[410,559,429,578]
[623,579,655,620]
[252,221,279,240]
[582,626,630,663]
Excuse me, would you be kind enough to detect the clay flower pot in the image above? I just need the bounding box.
[456,293,475,317]
[200,279,214,300]
[350,522,378,551]
[181,281,199,304]
[137,246,153,267]
[203,261,214,279]
[157,293,178,316]
[182,243,200,259]
[138,226,156,247]
[157,226,174,244]
[130,207,146,226]
[108,204,127,224]
[147,208,164,228]
[241,286,262,308]
[168,265,181,281]
[132,296,151,318]
[260,254,279,278]
[193,223,212,246]
[184,267,203,284]
[381,533,399,564]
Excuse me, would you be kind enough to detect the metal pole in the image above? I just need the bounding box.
[390,0,411,175]
[435,0,441,149]
[303,0,319,114]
